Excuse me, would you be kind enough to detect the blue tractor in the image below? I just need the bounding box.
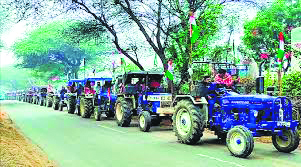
[66,79,85,115]
[172,69,300,158]
[115,71,173,132]
[88,77,117,121]
[37,86,47,106]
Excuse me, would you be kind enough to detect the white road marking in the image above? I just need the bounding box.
[97,125,126,134]
[197,154,245,167]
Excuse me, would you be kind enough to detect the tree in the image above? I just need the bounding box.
[13,20,110,80]
[243,0,301,65]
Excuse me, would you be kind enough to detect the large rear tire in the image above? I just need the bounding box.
[46,96,53,107]
[68,96,76,114]
[226,126,254,158]
[115,97,132,127]
[173,100,205,144]
[138,111,152,132]
[80,98,93,118]
[272,129,300,153]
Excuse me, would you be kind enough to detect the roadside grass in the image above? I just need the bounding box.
[0,109,57,167]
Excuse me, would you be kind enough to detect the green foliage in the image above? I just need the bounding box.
[179,82,190,95]
[191,64,211,81]
[167,2,223,84]
[282,71,301,96]
[13,20,112,82]
[242,0,301,64]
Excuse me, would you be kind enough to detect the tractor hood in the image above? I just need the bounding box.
[222,94,279,104]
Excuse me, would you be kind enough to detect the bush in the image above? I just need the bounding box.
[179,82,190,95]
[282,71,301,96]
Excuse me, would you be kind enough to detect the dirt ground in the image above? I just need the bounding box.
[0,109,57,167]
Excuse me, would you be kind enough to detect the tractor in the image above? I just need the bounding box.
[171,61,300,158]
[66,79,85,115]
[77,78,96,118]
[92,78,117,121]
[37,86,47,106]
[52,87,61,110]
[32,86,40,104]
[115,71,173,132]
[25,88,34,103]
[45,85,55,107]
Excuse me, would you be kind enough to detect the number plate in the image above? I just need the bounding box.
[277,122,291,127]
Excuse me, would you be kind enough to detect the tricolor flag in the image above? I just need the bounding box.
[277,32,285,69]
[189,12,200,44]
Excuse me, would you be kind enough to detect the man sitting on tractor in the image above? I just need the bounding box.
[47,84,54,93]
[84,80,95,94]
[60,86,67,101]
[214,69,233,87]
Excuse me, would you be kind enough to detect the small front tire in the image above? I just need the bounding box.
[226,126,254,158]
[272,129,300,153]
[138,111,151,132]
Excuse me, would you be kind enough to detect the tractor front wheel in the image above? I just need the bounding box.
[173,100,205,144]
[226,126,254,158]
[94,107,101,121]
[138,111,151,132]
[115,97,132,127]
[272,129,300,153]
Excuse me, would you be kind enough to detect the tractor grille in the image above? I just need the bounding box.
[161,101,172,108]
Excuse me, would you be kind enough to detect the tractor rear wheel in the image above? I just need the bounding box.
[68,96,76,114]
[226,126,254,158]
[46,96,53,107]
[138,111,152,132]
[115,97,132,127]
[53,97,59,110]
[272,129,300,153]
[80,98,93,118]
[173,100,205,144]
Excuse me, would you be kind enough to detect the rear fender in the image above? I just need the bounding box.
[173,95,208,126]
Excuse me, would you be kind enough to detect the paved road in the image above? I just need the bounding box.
[1,100,301,167]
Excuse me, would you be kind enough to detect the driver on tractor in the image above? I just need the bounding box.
[214,69,233,87]
[84,80,95,95]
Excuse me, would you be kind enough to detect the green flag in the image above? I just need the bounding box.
[189,12,200,44]
[154,55,158,67]
[165,70,174,81]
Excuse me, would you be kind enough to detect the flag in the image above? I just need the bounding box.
[121,58,126,72]
[154,54,158,67]
[164,70,174,81]
[277,32,285,69]
[189,12,200,44]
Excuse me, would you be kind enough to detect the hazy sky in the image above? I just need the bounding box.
[0,21,28,67]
